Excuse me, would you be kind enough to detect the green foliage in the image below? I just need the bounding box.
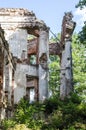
[49,55,60,96]
[30,55,36,64]
[49,33,61,43]
[44,96,60,115]
[72,34,86,101]
[2,119,16,130]
[13,98,45,130]
[76,0,86,8]
[2,98,45,130]
[48,110,63,129]
[42,93,86,130]
[78,23,86,45]
[49,35,60,95]
[69,122,86,130]
[8,124,32,130]
[76,0,86,46]
[49,33,86,101]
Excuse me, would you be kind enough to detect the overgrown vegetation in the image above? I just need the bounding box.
[2,93,86,130]
[76,0,86,46]
[49,55,60,96]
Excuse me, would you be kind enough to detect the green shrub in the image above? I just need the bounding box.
[42,93,86,129]
[49,110,64,129]
[13,98,45,130]
[2,119,16,130]
[69,92,82,104]
[7,124,32,130]
[69,122,86,130]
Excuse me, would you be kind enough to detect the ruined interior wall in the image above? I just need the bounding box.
[27,38,38,55]
[0,29,4,118]
[0,26,15,119]
[14,63,38,103]
[27,38,61,56]
[5,29,28,59]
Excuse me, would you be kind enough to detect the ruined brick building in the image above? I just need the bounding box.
[0,8,50,119]
[0,8,75,119]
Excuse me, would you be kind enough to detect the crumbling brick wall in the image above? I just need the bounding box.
[0,26,15,119]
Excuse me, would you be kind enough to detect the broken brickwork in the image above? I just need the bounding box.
[0,26,15,119]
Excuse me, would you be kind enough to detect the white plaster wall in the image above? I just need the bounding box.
[26,65,38,76]
[14,63,38,103]
[14,86,25,104]
[39,30,49,58]
[3,29,27,59]
[39,65,48,100]
[60,50,66,99]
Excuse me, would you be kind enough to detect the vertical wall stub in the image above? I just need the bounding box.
[60,12,76,100]
[39,27,49,101]
[60,40,73,99]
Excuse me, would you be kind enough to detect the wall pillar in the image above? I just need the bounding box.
[8,64,12,106]
[1,51,6,120]
[38,28,49,101]
[60,40,73,99]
